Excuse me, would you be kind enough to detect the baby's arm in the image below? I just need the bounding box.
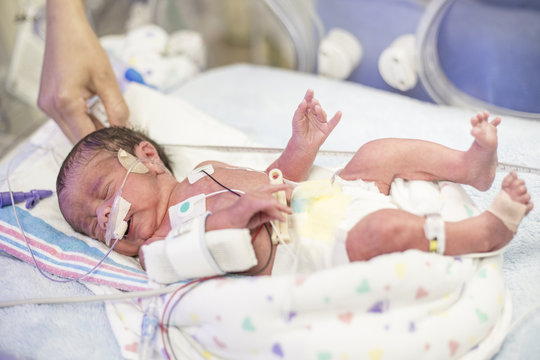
[205,184,291,231]
[266,90,341,182]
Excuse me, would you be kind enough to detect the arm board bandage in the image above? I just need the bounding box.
[143,213,258,283]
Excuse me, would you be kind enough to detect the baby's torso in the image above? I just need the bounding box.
[183,163,276,210]
[176,162,285,275]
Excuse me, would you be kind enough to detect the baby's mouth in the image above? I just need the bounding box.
[124,218,132,237]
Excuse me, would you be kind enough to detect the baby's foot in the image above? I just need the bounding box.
[465,111,501,190]
[500,172,534,216]
[483,172,533,251]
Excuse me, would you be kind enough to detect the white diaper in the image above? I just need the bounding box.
[272,174,397,276]
[271,174,484,276]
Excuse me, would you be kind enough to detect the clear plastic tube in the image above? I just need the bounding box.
[139,297,159,360]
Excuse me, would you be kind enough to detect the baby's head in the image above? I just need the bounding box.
[57,127,174,255]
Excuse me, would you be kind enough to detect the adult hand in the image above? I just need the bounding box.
[38,0,129,144]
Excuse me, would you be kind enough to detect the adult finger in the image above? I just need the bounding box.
[65,111,98,144]
[95,81,130,128]
[58,97,98,143]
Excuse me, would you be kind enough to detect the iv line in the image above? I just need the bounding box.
[0,283,182,308]
[163,144,540,176]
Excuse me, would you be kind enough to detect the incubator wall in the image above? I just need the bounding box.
[417,0,540,119]
[316,0,540,118]
[0,1,47,158]
[1,0,538,160]
[316,0,433,102]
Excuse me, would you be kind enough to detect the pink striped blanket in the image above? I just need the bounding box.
[0,206,152,291]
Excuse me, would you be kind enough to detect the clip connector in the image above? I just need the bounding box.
[268,169,290,245]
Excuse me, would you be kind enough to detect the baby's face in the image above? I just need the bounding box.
[60,151,170,256]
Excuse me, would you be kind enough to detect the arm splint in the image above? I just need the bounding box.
[142,212,258,284]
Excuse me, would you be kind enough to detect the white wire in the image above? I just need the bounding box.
[4,148,123,284]
[205,189,245,198]
[508,303,540,336]
[269,220,297,262]
[164,144,540,176]
[223,166,266,174]
[0,282,181,308]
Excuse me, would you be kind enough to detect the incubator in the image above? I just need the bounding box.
[1,1,539,359]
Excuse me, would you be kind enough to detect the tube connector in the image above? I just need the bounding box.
[269,169,290,245]
[0,190,53,209]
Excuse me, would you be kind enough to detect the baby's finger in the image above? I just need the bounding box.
[326,111,342,132]
[265,203,291,221]
[293,99,308,122]
[260,183,290,194]
[304,89,314,103]
[314,104,328,123]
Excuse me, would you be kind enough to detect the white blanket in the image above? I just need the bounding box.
[165,252,509,360]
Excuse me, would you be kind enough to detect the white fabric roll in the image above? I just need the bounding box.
[318,28,362,80]
[378,34,418,91]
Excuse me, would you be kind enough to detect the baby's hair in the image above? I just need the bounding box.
[56,126,173,200]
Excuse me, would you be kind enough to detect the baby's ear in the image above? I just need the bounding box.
[134,141,158,159]
[134,141,165,172]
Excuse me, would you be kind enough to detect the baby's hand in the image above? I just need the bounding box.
[292,89,342,151]
[208,184,292,231]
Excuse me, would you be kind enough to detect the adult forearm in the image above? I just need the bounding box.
[46,0,87,31]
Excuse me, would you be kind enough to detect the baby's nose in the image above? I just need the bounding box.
[97,205,111,230]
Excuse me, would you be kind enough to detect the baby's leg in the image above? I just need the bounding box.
[345,172,532,261]
[340,111,500,194]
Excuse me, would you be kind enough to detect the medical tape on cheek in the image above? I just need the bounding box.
[104,150,147,246]
[487,190,528,233]
[105,194,131,247]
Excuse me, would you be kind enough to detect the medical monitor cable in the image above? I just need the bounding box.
[166,144,540,176]
[4,154,125,284]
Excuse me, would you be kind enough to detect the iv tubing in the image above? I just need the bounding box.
[0,283,181,308]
